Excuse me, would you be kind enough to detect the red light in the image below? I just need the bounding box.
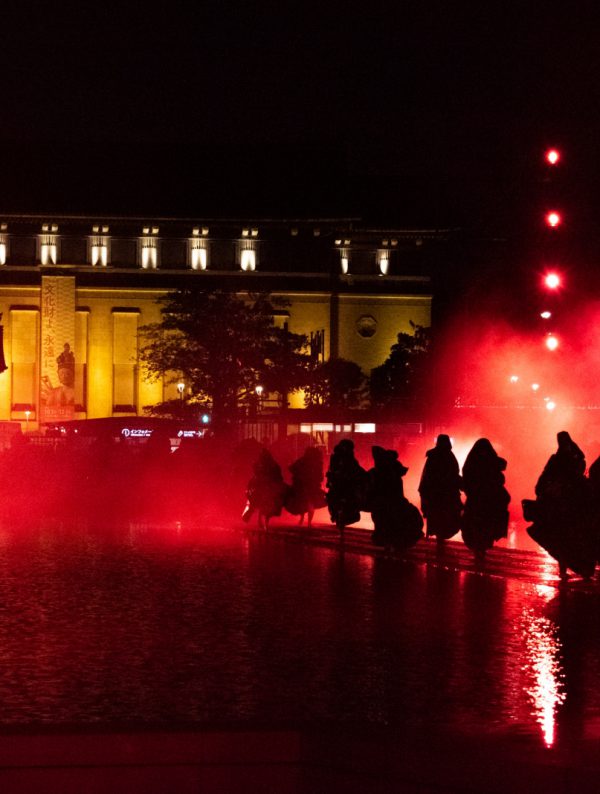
[545,211,562,228]
[544,273,561,289]
[546,335,559,351]
[545,149,560,165]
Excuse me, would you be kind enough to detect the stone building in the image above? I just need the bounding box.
[0,215,449,430]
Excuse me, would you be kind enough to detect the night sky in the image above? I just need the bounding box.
[2,4,600,238]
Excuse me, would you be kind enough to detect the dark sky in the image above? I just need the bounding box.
[2,3,600,232]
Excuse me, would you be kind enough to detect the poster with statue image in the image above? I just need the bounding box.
[40,276,76,423]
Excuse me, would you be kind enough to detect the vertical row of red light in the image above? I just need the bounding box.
[541,147,562,356]
[537,147,563,411]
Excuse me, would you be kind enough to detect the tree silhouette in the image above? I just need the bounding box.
[139,289,310,435]
[370,322,431,414]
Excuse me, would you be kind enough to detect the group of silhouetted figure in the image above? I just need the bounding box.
[243,430,600,581]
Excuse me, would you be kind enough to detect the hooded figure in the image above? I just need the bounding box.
[418,434,463,543]
[461,438,510,560]
[527,431,594,579]
[243,449,288,530]
[367,446,423,551]
[285,447,326,527]
[325,439,366,531]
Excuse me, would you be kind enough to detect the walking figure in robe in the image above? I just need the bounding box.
[461,438,510,561]
[367,446,423,552]
[242,449,287,530]
[285,446,326,527]
[325,439,366,534]
[418,434,462,545]
[526,431,594,580]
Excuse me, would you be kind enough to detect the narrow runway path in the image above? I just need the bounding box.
[243,521,598,590]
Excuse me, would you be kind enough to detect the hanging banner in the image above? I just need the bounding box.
[40,276,76,424]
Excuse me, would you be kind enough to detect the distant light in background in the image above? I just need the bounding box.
[545,335,559,351]
[543,273,561,289]
[546,401,556,411]
[545,149,561,166]
[510,375,519,383]
[532,383,540,391]
[545,211,562,228]
[540,311,552,319]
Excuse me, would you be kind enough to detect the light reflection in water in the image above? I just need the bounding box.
[521,591,566,747]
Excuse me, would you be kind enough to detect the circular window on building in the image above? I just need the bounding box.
[356,314,377,338]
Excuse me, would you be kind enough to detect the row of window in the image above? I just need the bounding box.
[0,230,395,275]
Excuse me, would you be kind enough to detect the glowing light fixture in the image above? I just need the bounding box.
[510,375,519,383]
[201,413,210,424]
[545,149,560,165]
[540,311,552,319]
[532,383,540,391]
[545,335,559,351]
[377,249,389,275]
[255,384,264,397]
[545,211,562,228]
[546,401,556,411]
[544,273,561,289]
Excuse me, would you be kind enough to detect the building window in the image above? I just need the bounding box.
[377,249,390,275]
[340,248,350,274]
[336,238,351,274]
[189,227,209,270]
[113,311,139,412]
[238,238,257,271]
[138,227,159,269]
[0,225,7,265]
[38,224,59,265]
[89,226,110,266]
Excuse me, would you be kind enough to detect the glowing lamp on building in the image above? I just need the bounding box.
[545,335,559,351]
[545,149,561,166]
[545,211,562,228]
[377,249,389,275]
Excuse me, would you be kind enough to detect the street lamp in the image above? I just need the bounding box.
[177,382,185,401]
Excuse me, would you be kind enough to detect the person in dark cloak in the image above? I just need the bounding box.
[242,448,288,530]
[367,446,424,552]
[527,431,594,580]
[325,439,366,534]
[418,434,463,545]
[461,438,510,562]
[285,446,326,527]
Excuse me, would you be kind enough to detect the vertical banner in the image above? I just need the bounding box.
[40,276,76,424]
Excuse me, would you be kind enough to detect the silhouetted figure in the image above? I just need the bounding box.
[285,447,325,527]
[527,431,594,580]
[418,434,462,545]
[325,439,366,534]
[367,446,424,551]
[587,454,600,568]
[461,438,510,561]
[243,449,287,529]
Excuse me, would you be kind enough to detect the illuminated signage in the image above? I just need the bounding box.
[121,428,153,438]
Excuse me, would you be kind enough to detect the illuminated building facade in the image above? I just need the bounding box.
[0,215,447,430]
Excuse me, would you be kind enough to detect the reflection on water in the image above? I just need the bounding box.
[520,586,566,747]
[0,523,597,751]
